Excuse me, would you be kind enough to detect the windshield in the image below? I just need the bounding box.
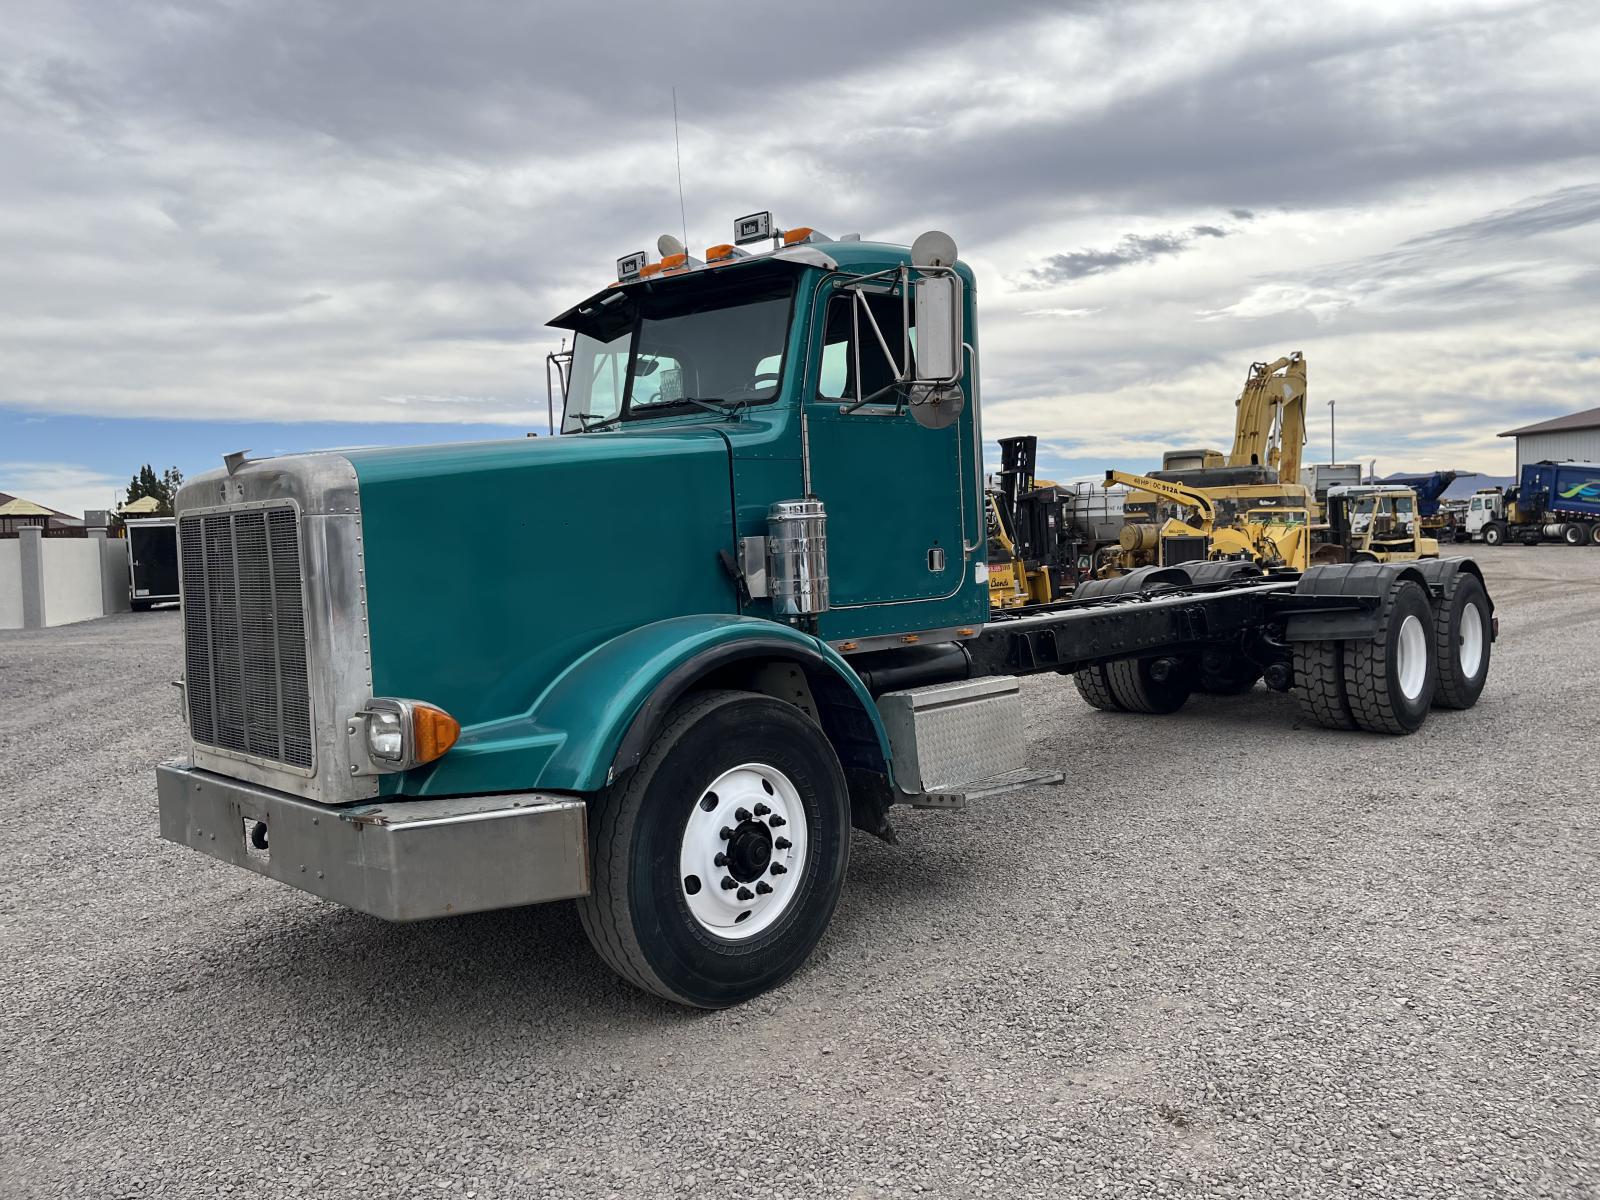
[561,274,794,432]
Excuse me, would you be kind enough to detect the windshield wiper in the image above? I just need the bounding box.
[667,396,747,419]
[568,411,623,432]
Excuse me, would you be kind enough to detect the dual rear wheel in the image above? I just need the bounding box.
[1293,573,1491,733]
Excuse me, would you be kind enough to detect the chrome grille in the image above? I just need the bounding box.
[180,506,314,770]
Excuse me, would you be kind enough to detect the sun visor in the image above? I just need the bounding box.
[548,247,836,331]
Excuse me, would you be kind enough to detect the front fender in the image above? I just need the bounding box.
[400,615,892,797]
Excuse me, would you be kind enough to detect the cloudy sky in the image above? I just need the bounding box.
[3,0,1598,514]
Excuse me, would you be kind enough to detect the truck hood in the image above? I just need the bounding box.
[345,428,738,730]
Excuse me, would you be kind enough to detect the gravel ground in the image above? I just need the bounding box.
[3,547,1598,1199]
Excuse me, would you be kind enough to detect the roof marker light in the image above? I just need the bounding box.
[705,243,748,263]
[782,226,831,246]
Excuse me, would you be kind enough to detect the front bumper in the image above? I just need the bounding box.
[157,761,590,921]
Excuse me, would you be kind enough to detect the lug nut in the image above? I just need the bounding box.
[774,837,792,850]
[720,826,734,840]
[735,807,752,822]
[736,886,754,901]
[714,852,728,867]
[770,863,787,876]
[754,803,770,817]
[755,881,773,895]
[769,815,786,828]
[720,876,738,891]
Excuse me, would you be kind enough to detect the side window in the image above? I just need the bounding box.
[814,290,915,403]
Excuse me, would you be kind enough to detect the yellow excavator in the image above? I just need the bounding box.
[1113,352,1434,568]
[1115,353,1315,570]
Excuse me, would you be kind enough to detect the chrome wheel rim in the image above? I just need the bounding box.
[1397,614,1428,701]
[678,763,808,941]
[1458,603,1484,679]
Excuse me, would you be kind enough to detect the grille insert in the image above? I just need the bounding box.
[180,507,313,770]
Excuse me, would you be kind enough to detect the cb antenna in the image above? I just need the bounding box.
[672,87,688,251]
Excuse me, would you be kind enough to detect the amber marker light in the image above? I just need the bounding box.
[782,227,815,245]
[411,704,461,764]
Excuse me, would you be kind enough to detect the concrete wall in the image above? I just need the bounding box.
[0,539,20,629]
[41,538,105,626]
[0,529,140,630]
[101,538,131,615]
[1516,429,1600,473]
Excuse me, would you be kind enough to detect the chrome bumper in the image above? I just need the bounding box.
[156,761,590,921]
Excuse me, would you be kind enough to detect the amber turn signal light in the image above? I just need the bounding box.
[411,704,460,765]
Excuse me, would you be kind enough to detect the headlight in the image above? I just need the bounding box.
[359,698,460,772]
[367,709,405,761]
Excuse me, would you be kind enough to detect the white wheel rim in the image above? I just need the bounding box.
[1458,602,1484,679]
[1396,614,1428,701]
[678,763,808,941]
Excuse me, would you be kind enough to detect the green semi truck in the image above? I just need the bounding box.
[157,217,1497,1007]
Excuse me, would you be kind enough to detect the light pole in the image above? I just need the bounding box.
[1328,399,1336,463]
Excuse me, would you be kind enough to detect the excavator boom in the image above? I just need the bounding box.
[1105,469,1216,524]
[1227,352,1307,484]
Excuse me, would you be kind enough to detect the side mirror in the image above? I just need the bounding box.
[913,275,962,382]
[911,230,963,383]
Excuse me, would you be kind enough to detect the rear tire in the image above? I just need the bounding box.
[1591,524,1600,547]
[1343,580,1436,735]
[1563,523,1585,546]
[1105,656,1191,714]
[1482,522,1506,546]
[577,689,850,1008]
[1293,640,1356,730]
[1432,572,1491,709]
[1072,664,1124,711]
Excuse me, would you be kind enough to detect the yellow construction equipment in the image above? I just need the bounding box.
[1228,352,1307,483]
[1107,469,1312,570]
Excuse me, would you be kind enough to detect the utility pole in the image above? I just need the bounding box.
[1328,398,1336,463]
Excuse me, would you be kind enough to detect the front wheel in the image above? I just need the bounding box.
[1482,522,1506,546]
[577,689,850,1008]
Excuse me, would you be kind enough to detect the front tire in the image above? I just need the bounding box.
[1482,522,1506,546]
[577,689,850,1008]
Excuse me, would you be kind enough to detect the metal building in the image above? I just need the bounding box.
[1499,406,1600,472]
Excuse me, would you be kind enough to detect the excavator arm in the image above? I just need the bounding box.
[1105,469,1216,525]
[1228,352,1307,484]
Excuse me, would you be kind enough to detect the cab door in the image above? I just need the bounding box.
[803,282,978,636]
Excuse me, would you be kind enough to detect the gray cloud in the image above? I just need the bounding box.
[1,0,1598,481]
[1028,224,1234,284]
